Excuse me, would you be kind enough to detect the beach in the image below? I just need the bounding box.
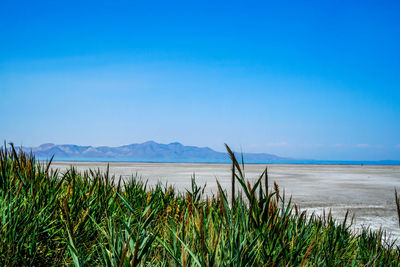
[52,162,400,240]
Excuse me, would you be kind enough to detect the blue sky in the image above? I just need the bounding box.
[1,0,399,160]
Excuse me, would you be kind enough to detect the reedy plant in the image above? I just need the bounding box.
[0,142,400,266]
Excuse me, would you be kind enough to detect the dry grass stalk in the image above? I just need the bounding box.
[232,161,235,206]
[395,189,400,228]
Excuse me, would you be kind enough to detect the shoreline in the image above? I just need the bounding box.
[40,159,400,166]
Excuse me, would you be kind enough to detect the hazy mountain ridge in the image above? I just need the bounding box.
[23,141,287,162]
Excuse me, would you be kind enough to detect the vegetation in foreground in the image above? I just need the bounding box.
[0,143,399,266]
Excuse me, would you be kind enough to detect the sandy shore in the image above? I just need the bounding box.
[51,162,400,241]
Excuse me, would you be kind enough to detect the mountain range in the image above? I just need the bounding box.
[22,141,288,163]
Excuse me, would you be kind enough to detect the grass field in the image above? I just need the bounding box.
[1,143,400,266]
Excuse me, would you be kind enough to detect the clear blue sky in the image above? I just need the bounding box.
[1,0,399,160]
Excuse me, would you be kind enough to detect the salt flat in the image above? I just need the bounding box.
[51,162,400,240]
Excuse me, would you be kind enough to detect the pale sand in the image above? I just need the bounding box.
[51,162,400,240]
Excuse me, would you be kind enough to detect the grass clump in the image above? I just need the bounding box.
[0,142,399,266]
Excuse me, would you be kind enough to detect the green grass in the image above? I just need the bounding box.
[0,142,399,266]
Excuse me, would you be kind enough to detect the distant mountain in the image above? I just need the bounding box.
[22,141,288,163]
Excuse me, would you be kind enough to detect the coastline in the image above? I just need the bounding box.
[39,158,400,166]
